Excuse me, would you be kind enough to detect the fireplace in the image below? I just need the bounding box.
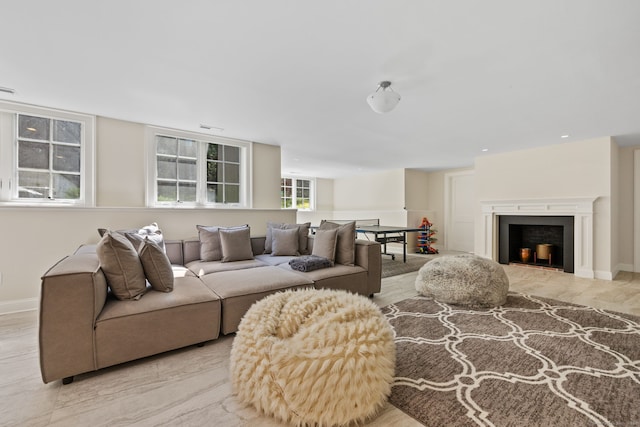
[498,216,574,273]
[479,197,597,279]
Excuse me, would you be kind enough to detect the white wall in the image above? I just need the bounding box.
[474,137,615,278]
[0,116,285,313]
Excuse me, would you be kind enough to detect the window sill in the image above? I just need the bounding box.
[0,201,91,208]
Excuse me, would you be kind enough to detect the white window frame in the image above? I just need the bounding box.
[281,176,315,211]
[145,126,252,208]
[0,101,95,206]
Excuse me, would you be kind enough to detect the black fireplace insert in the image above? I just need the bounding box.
[498,215,574,273]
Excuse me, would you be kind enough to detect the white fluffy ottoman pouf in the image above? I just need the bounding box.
[230,288,396,427]
[415,254,509,307]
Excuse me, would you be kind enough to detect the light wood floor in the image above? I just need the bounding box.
[1,262,639,427]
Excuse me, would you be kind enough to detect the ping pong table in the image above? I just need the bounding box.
[355,225,423,263]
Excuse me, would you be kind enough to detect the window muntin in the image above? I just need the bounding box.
[281,177,314,210]
[206,143,240,204]
[296,179,311,209]
[280,178,293,208]
[15,114,84,201]
[149,128,249,207]
[156,136,198,203]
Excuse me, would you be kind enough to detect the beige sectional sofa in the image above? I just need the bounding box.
[39,235,382,384]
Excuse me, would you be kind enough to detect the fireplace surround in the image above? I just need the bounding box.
[479,198,597,278]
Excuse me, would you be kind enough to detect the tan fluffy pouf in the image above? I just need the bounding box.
[415,254,509,308]
[230,288,396,427]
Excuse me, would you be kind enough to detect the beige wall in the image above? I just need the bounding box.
[315,178,334,211]
[0,116,285,312]
[96,117,147,207]
[333,169,405,211]
[252,143,282,209]
[616,145,637,270]
[404,169,429,210]
[610,142,620,273]
[424,167,475,251]
[474,137,615,277]
[327,169,408,226]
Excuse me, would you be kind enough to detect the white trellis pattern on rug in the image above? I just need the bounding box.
[383,293,640,427]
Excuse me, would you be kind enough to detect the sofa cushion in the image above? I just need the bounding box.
[138,238,174,292]
[271,227,300,256]
[200,266,314,334]
[280,263,368,296]
[220,227,254,262]
[186,259,268,276]
[311,228,338,263]
[319,220,356,266]
[254,254,298,266]
[96,231,147,300]
[197,224,248,261]
[264,222,311,255]
[95,276,221,368]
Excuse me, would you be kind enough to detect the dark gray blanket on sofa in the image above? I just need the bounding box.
[289,255,333,272]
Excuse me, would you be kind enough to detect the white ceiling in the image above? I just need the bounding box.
[1,0,640,178]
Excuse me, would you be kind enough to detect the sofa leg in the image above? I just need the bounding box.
[62,376,74,385]
[369,293,374,298]
[197,342,205,347]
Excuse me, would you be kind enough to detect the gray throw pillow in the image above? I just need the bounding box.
[197,224,248,261]
[271,227,300,256]
[220,227,254,262]
[96,231,147,300]
[319,220,356,266]
[138,237,174,292]
[197,225,224,261]
[264,222,311,254]
[311,228,339,264]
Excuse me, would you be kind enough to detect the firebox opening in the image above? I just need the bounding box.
[498,215,574,273]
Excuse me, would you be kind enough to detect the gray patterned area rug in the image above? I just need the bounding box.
[381,254,434,278]
[382,293,640,427]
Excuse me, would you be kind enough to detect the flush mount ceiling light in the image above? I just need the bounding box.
[366,81,401,113]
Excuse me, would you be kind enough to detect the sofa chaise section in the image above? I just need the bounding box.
[94,275,221,369]
[40,247,221,384]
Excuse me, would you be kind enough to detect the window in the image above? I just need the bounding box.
[281,177,314,210]
[281,178,293,208]
[0,102,95,205]
[147,127,250,207]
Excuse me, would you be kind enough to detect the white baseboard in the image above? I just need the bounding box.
[574,268,595,279]
[616,263,634,273]
[0,297,38,315]
[594,270,614,281]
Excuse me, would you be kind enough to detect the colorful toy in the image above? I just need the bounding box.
[417,216,439,254]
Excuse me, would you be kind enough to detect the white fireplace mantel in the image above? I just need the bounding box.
[479,197,598,279]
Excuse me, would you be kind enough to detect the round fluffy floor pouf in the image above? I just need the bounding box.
[415,254,509,308]
[230,288,396,427]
